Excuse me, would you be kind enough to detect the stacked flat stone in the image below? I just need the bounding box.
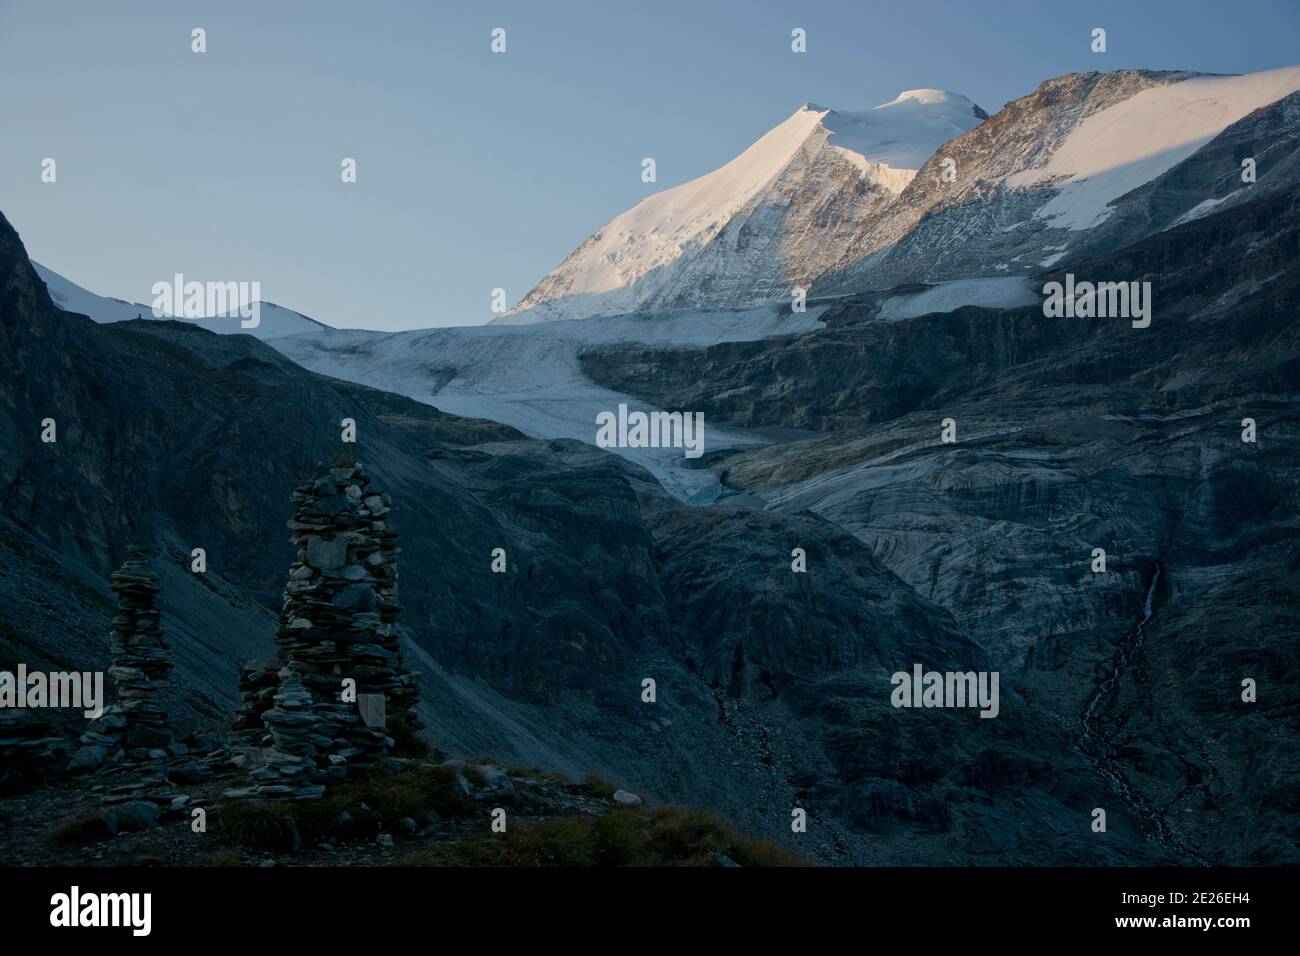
[232,668,329,800]
[107,547,173,752]
[271,453,418,777]
[363,489,420,730]
[233,659,278,742]
[75,547,172,765]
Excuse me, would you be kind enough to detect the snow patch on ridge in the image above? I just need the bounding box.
[1169,195,1229,227]
[877,277,1039,321]
[1011,66,1300,230]
[33,262,328,340]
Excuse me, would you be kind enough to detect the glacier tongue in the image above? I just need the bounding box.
[274,304,830,503]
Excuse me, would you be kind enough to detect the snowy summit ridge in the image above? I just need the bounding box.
[820,89,988,176]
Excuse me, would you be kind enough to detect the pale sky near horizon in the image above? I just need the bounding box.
[2,0,1297,330]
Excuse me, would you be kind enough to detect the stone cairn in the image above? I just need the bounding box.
[229,453,419,800]
[73,546,173,767]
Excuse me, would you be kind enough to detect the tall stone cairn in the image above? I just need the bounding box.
[268,452,418,781]
[76,546,173,766]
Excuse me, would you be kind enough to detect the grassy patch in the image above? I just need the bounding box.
[191,850,243,867]
[215,800,300,851]
[515,767,571,786]
[396,805,810,868]
[46,812,112,847]
[579,773,616,800]
[215,765,474,851]
[388,715,430,758]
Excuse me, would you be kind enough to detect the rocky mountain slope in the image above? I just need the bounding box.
[2,209,1127,865]
[7,64,1297,868]
[577,185,1300,864]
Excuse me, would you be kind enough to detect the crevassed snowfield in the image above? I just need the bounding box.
[274,305,828,503]
[1010,66,1300,230]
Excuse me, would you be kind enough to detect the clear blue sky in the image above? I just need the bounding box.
[2,0,1296,330]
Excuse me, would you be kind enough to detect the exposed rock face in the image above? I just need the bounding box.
[75,547,172,764]
[583,183,1300,434]
[811,70,1190,289]
[815,74,1300,295]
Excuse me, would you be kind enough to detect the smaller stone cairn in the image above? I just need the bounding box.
[230,668,329,800]
[73,546,173,767]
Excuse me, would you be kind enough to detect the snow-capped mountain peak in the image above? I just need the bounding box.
[499,90,987,323]
[504,65,1300,324]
